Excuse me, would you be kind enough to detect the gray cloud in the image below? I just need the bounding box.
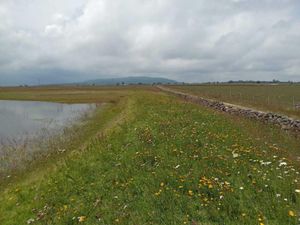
[0,0,300,85]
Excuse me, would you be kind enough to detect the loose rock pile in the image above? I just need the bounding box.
[158,86,300,133]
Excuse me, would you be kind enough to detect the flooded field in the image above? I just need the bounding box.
[0,100,96,173]
[0,100,95,144]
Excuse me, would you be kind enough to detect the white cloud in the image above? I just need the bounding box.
[0,0,300,85]
[44,24,63,37]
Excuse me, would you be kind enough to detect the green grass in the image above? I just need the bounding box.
[0,89,299,224]
[170,84,300,119]
[0,86,139,181]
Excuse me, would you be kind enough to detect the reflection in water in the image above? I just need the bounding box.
[0,100,97,174]
[0,100,96,144]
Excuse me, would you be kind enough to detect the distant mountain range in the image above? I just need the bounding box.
[81,76,178,85]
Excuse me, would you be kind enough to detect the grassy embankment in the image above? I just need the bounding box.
[0,86,141,180]
[170,84,300,119]
[0,87,299,224]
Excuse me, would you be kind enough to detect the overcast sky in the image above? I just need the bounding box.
[0,0,300,85]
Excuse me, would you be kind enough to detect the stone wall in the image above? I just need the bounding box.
[158,86,300,133]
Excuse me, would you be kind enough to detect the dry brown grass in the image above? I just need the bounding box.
[0,85,159,103]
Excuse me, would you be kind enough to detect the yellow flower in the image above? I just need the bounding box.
[259,223,264,225]
[78,216,86,222]
[188,190,194,196]
[155,189,162,196]
[160,182,165,187]
[288,210,295,217]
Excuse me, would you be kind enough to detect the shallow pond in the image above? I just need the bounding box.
[0,100,96,144]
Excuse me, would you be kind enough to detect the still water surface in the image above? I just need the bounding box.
[0,100,95,144]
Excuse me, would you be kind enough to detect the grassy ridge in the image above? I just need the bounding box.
[0,91,299,224]
[170,84,300,118]
[0,86,137,183]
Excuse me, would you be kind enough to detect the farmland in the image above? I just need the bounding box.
[170,84,300,119]
[0,86,299,224]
